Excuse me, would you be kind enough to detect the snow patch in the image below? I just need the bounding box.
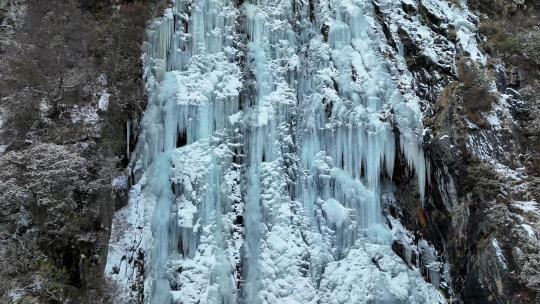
[513,201,539,214]
[71,105,99,124]
[112,175,128,190]
[491,239,508,270]
[98,90,110,111]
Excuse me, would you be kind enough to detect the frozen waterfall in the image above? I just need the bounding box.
[103,0,480,303]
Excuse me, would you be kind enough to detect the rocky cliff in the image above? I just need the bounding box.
[0,1,162,303]
[390,0,540,303]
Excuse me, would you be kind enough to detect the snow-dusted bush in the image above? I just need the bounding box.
[457,57,497,112]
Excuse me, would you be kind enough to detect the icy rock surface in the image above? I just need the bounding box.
[103,0,480,302]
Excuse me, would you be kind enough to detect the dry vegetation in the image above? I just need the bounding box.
[456,57,497,113]
[479,19,540,65]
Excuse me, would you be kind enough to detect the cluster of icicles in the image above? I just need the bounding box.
[112,0,441,303]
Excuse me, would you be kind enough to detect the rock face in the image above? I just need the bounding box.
[389,1,540,303]
[0,0,161,303]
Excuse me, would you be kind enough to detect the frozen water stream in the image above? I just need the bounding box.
[105,0,483,302]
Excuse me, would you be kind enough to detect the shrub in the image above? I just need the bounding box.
[524,36,540,63]
[15,296,36,304]
[465,158,501,201]
[491,33,521,54]
[447,27,457,42]
[478,20,502,36]
[479,19,523,56]
[456,57,497,112]
[2,89,40,141]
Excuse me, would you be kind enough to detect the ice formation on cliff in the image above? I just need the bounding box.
[106,0,484,303]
